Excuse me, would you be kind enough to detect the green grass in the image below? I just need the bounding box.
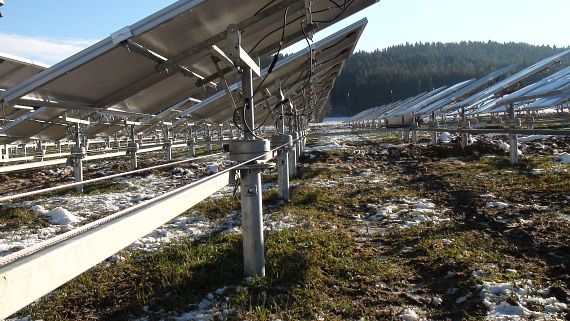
[0,206,48,230]
[9,135,570,321]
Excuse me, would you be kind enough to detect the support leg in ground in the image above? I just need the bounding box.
[508,104,519,165]
[164,139,173,162]
[187,138,196,157]
[510,133,518,165]
[271,135,292,201]
[207,136,213,154]
[290,132,299,177]
[239,167,266,277]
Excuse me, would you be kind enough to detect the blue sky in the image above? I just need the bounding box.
[1,0,569,65]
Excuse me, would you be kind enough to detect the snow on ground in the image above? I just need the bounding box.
[480,280,568,320]
[133,286,240,321]
[0,159,298,256]
[44,207,84,226]
[438,132,453,143]
[554,152,570,164]
[518,135,552,142]
[485,201,509,209]
[365,198,449,231]
[304,141,346,152]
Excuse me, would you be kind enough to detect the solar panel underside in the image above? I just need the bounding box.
[170,18,367,128]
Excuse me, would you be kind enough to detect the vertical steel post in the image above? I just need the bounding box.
[460,107,470,148]
[430,111,438,144]
[187,125,196,157]
[72,124,84,193]
[508,104,518,165]
[242,68,255,140]
[411,123,418,144]
[273,91,291,201]
[239,66,265,277]
[240,168,265,277]
[129,125,138,170]
[163,125,172,162]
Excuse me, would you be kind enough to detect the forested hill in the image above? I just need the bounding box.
[329,41,569,117]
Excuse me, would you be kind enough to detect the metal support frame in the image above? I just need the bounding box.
[70,124,86,193]
[228,65,270,277]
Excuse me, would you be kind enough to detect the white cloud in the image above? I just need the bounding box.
[0,33,99,66]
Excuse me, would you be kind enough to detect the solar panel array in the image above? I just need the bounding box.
[349,49,570,125]
[0,0,378,148]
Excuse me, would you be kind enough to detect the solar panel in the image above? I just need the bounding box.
[0,52,47,90]
[489,65,570,109]
[0,53,48,125]
[445,48,570,113]
[172,18,368,127]
[383,87,447,119]
[418,65,516,115]
[1,0,378,114]
[523,90,570,110]
[392,80,475,117]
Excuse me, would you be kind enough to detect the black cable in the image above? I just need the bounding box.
[314,0,353,23]
[253,0,277,16]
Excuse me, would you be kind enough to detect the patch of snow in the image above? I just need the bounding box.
[205,163,219,174]
[399,308,421,321]
[366,198,449,230]
[485,202,509,209]
[481,280,568,320]
[438,132,453,143]
[553,152,570,164]
[45,207,83,226]
[30,204,48,215]
[134,286,237,321]
[305,141,347,151]
[499,141,510,152]
[431,297,443,306]
[518,135,551,142]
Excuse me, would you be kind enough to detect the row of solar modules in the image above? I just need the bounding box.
[0,0,379,145]
[347,48,570,124]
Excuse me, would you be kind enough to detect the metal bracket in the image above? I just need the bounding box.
[303,0,315,40]
[227,25,261,76]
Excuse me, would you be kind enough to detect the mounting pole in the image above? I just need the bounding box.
[71,124,86,193]
[411,123,418,143]
[187,125,196,157]
[430,111,438,144]
[508,103,519,165]
[271,89,292,201]
[461,106,470,148]
[127,125,139,169]
[229,66,269,278]
[219,124,224,146]
[163,125,172,162]
[206,125,213,153]
[288,103,298,178]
